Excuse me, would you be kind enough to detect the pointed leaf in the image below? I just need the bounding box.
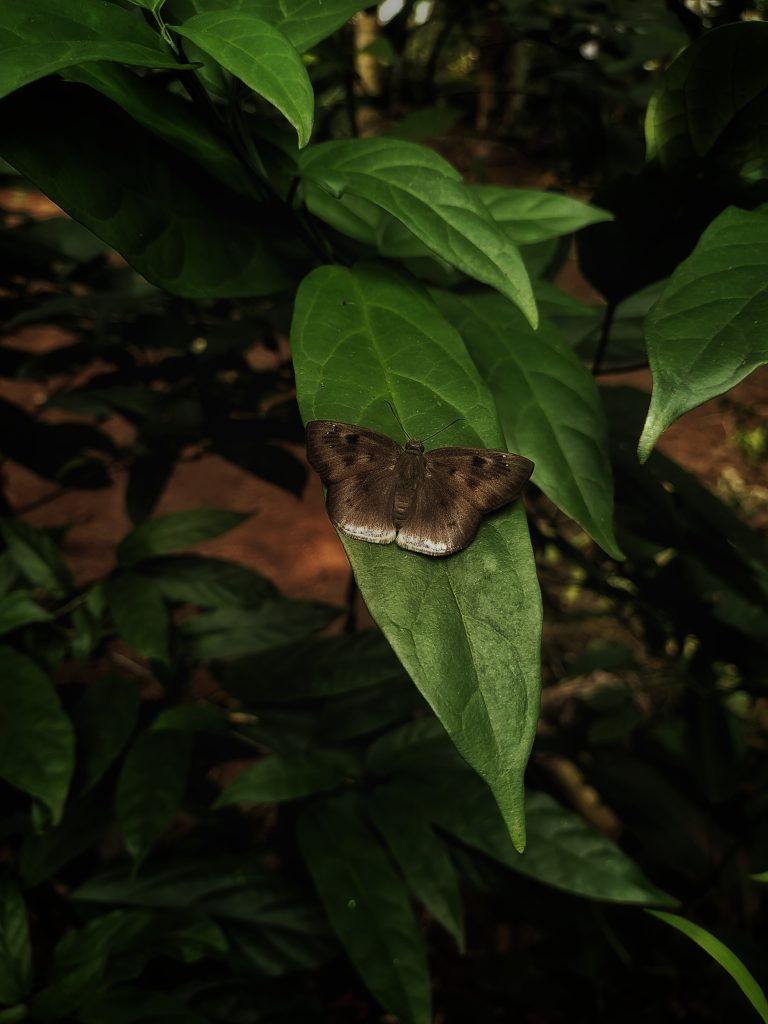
[0,873,32,1005]
[298,795,431,1024]
[116,730,191,866]
[118,509,249,566]
[0,0,184,102]
[0,591,52,634]
[215,750,360,807]
[638,207,768,461]
[129,554,275,607]
[472,186,613,244]
[432,289,622,558]
[180,599,338,660]
[71,675,141,791]
[173,12,314,147]
[649,911,768,1022]
[0,648,74,823]
[291,264,541,850]
[105,573,170,664]
[0,519,72,598]
[300,140,537,326]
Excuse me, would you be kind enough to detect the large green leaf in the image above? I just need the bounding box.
[638,207,768,461]
[0,873,32,1006]
[0,648,74,823]
[300,140,537,326]
[291,264,541,850]
[0,0,183,101]
[649,912,768,1022]
[167,0,371,52]
[105,573,170,664]
[298,795,431,1024]
[472,186,613,244]
[0,80,296,297]
[433,290,622,558]
[427,778,675,906]
[646,22,768,173]
[173,11,314,148]
[215,750,360,807]
[142,554,276,607]
[118,509,250,566]
[116,730,192,866]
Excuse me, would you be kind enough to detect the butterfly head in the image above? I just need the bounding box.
[404,438,425,453]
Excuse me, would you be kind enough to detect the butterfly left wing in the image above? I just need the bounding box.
[396,447,534,557]
[306,420,401,483]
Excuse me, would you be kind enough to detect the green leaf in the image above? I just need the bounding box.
[369,789,465,951]
[432,289,622,558]
[118,509,249,567]
[646,22,768,173]
[173,12,314,148]
[0,519,72,598]
[105,573,170,664]
[168,0,370,52]
[638,207,768,461]
[116,730,192,867]
[430,781,675,906]
[649,911,768,1022]
[71,675,141,791]
[20,789,112,889]
[298,795,431,1024]
[300,140,537,326]
[0,648,74,824]
[142,554,276,607]
[472,186,613,244]
[179,599,339,660]
[215,750,360,807]
[291,264,541,851]
[0,873,32,1005]
[61,62,256,198]
[0,80,295,297]
[0,591,52,634]
[212,629,407,702]
[0,0,184,102]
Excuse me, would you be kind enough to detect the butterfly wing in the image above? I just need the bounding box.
[306,420,401,545]
[396,447,534,556]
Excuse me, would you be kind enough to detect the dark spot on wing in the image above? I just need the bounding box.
[345,433,360,444]
[448,467,458,476]
[438,499,447,509]
[468,477,480,490]
[472,455,486,467]
[448,520,457,527]
[368,453,376,462]
[343,455,356,466]
[361,482,370,494]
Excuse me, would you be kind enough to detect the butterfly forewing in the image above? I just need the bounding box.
[425,448,534,513]
[306,421,400,483]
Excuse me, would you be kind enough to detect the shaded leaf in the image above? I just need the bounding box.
[0,647,74,823]
[473,186,612,244]
[105,573,170,664]
[71,675,141,791]
[298,795,431,1024]
[142,555,276,608]
[0,591,52,634]
[0,519,72,598]
[0,872,32,1005]
[215,750,360,807]
[118,509,249,566]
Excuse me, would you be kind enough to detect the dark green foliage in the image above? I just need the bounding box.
[0,2,766,1022]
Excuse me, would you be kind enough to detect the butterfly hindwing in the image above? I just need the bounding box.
[396,475,481,556]
[306,421,400,484]
[327,469,399,545]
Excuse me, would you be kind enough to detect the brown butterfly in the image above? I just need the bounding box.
[306,420,534,557]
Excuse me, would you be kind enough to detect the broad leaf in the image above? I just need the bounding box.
[429,778,675,906]
[116,730,192,866]
[143,554,276,607]
[0,591,52,634]
[369,789,465,951]
[0,873,32,1005]
[0,519,72,598]
[168,0,371,52]
[432,290,622,558]
[298,795,431,1024]
[173,12,314,148]
[0,81,296,297]
[300,140,537,326]
[105,573,170,664]
[118,509,249,566]
[638,207,768,461]
[472,186,613,244]
[215,750,360,807]
[0,647,74,823]
[0,0,183,101]
[291,264,541,850]
[649,911,768,1023]
[646,22,768,173]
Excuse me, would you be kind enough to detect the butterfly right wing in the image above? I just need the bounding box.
[306,421,401,545]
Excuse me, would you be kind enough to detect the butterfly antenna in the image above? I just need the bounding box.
[422,417,463,443]
[384,400,409,443]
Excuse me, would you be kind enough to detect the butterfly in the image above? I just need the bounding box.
[306,420,534,557]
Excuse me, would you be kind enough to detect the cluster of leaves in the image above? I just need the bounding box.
[0,1,767,1022]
